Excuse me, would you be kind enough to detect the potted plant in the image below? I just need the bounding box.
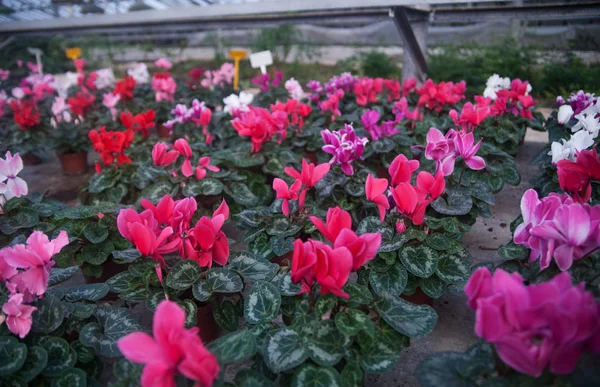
[50,116,91,174]
[0,230,141,386]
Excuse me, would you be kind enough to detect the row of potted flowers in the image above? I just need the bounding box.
[0,54,573,386]
[417,91,600,386]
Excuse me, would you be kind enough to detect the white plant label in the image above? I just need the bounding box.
[250,50,273,74]
[27,47,44,75]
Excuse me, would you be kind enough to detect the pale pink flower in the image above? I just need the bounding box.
[51,96,72,124]
[285,77,304,100]
[102,92,121,120]
[0,152,28,200]
[154,58,173,70]
[2,293,36,338]
[2,231,69,297]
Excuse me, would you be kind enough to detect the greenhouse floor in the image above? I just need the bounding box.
[22,128,549,386]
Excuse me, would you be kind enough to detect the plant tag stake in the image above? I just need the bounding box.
[250,50,273,75]
[27,47,44,75]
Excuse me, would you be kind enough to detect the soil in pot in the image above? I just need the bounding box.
[157,124,172,139]
[21,153,42,166]
[58,151,88,174]
[401,287,434,306]
[197,304,221,343]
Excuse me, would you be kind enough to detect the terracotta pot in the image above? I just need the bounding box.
[401,287,433,306]
[58,152,88,174]
[21,153,41,166]
[157,124,171,139]
[197,304,221,343]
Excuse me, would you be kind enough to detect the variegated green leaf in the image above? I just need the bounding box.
[436,254,471,284]
[16,346,46,382]
[207,330,257,365]
[304,321,351,366]
[263,328,308,373]
[48,266,79,286]
[192,280,212,302]
[291,364,341,387]
[374,296,438,338]
[229,252,279,282]
[370,263,407,297]
[0,337,27,376]
[206,268,243,293]
[31,295,64,333]
[165,259,202,290]
[244,281,281,324]
[399,246,438,278]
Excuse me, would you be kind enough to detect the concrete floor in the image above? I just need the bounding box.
[19,129,549,386]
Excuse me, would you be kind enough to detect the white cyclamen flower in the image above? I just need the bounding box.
[95,68,115,90]
[571,112,600,138]
[548,140,573,163]
[548,130,595,164]
[223,91,253,115]
[557,105,574,124]
[127,63,149,84]
[483,74,511,100]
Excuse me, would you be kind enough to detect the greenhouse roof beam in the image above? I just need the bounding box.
[0,0,505,32]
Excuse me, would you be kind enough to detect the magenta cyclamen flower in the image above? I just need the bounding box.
[321,124,369,175]
[325,72,358,94]
[424,128,486,176]
[465,267,600,377]
[360,109,400,141]
[514,189,600,271]
[251,72,283,92]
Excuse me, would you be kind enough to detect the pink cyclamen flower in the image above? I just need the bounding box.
[334,228,381,271]
[424,128,457,176]
[514,189,599,271]
[0,152,28,200]
[187,200,230,267]
[465,268,600,377]
[2,231,69,297]
[273,178,301,217]
[152,142,179,167]
[284,159,330,206]
[102,92,121,120]
[321,124,369,176]
[365,174,389,222]
[118,300,220,387]
[309,206,352,243]
[388,154,420,187]
[155,58,173,70]
[2,293,36,338]
[453,130,486,170]
[195,157,219,180]
[117,208,180,280]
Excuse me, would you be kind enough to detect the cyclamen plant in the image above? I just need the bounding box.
[0,152,28,213]
[418,268,600,387]
[321,124,369,175]
[0,231,68,338]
